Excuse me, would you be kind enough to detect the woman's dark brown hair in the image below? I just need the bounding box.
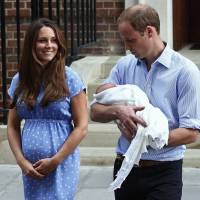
[12,18,69,110]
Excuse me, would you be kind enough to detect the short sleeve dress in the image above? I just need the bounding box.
[8,67,86,200]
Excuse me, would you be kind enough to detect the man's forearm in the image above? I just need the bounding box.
[90,103,119,123]
[168,127,198,146]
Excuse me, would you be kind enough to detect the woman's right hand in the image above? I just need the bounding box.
[18,158,45,179]
[7,109,44,179]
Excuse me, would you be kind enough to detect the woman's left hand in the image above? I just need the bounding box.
[33,158,59,175]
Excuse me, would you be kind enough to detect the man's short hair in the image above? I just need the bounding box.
[117,4,160,34]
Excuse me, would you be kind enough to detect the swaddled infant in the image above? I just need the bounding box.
[91,83,169,190]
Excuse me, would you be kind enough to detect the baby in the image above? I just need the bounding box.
[91,83,169,190]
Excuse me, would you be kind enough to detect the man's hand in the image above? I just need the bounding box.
[117,121,134,140]
[117,105,147,139]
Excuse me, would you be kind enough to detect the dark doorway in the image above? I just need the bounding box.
[173,0,200,50]
[188,1,200,47]
[173,0,189,50]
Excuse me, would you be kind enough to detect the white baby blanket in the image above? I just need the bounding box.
[92,84,169,190]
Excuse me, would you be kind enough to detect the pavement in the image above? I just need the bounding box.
[0,164,200,200]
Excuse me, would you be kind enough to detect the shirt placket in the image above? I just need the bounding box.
[144,70,153,98]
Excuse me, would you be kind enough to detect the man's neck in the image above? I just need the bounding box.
[145,40,165,70]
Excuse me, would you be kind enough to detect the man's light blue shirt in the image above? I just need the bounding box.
[105,44,200,161]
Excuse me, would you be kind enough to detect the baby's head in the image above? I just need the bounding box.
[96,83,116,94]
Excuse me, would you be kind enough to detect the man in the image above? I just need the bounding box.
[90,4,200,200]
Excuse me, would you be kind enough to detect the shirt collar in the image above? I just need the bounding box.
[155,43,173,69]
[137,42,173,69]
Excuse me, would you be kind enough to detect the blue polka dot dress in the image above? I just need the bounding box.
[8,67,86,200]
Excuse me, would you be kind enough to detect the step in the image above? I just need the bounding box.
[1,122,119,148]
[0,140,16,164]
[183,149,200,168]
[1,140,200,167]
[80,147,115,166]
[0,141,116,166]
[80,147,200,167]
[99,56,121,79]
[0,125,7,142]
[2,122,200,148]
[2,123,200,149]
[71,56,110,86]
[179,48,200,70]
[80,123,119,147]
[71,56,122,102]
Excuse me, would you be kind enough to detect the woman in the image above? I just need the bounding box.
[7,18,88,200]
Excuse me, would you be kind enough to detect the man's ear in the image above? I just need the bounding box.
[145,26,154,38]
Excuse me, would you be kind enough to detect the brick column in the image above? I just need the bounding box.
[0,1,30,122]
[79,0,125,56]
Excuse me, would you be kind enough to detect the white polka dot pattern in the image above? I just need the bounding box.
[8,67,85,200]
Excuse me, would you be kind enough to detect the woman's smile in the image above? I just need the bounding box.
[35,26,58,65]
